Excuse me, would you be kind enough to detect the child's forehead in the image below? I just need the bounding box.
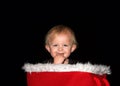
[51,33,72,42]
[48,33,73,44]
[51,33,71,40]
[54,32,72,36]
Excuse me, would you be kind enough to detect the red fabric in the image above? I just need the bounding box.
[27,72,110,86]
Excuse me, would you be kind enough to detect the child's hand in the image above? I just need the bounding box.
[53,53,66,64]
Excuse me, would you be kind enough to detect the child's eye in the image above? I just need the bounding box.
[63,44,68,47]
[53,44,57,47]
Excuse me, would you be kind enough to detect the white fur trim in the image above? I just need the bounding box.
[22,62,111,75]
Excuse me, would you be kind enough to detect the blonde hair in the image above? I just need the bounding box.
[45,25,78,46]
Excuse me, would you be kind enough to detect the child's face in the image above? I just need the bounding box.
[45,33,76,59]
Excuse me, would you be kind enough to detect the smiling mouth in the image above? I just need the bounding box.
[57,53,64,55]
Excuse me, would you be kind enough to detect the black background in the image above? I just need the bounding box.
[1,2,119,86]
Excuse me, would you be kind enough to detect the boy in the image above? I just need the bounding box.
[44,24,78,64]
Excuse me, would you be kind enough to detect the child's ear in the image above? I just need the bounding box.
[71,44,77,52]
[45,45,50,52]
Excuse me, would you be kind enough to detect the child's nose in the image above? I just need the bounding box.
[58,46,63,51]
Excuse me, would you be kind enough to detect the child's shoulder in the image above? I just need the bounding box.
[42,58,53,63]
[68,59,80,64]
[41,58,79,64]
